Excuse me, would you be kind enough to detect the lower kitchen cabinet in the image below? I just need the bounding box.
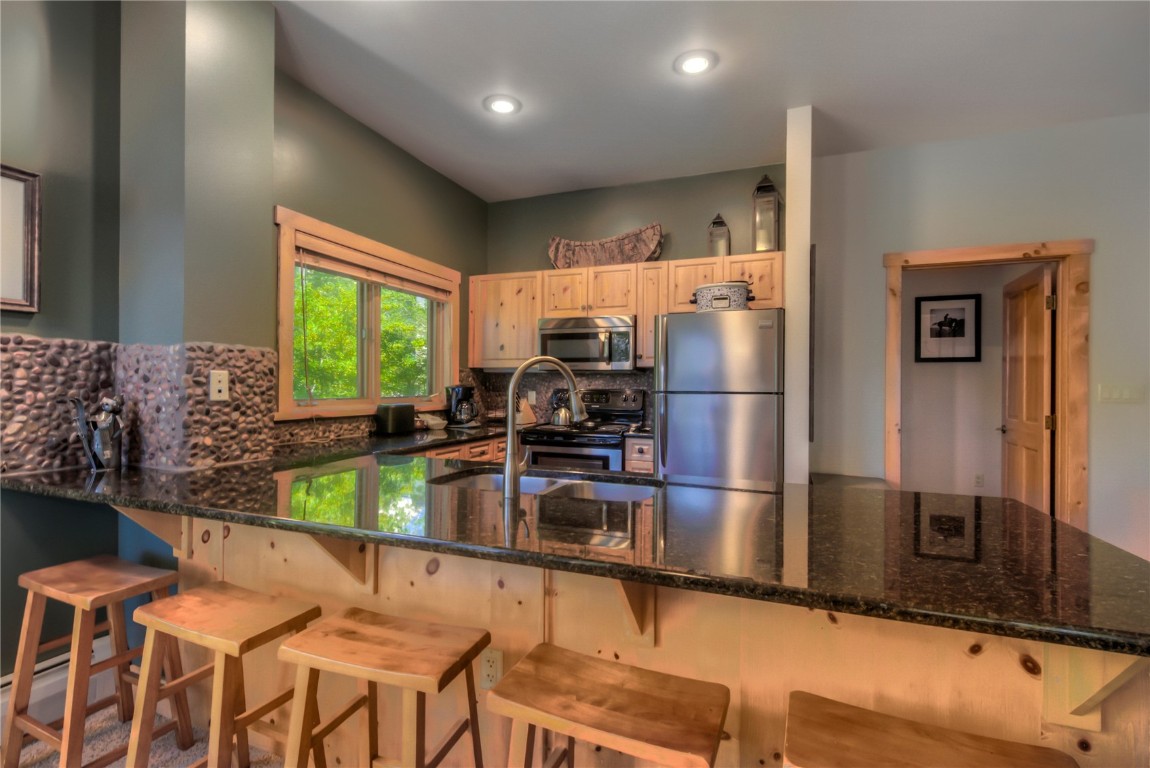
[625,436,654,473]
[412,436,506,462]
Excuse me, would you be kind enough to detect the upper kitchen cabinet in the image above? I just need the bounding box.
[667,257,722,313]
[469,272,541,368]
[726,251,783,309]
[542,264,637,318]
[636,262,667,367]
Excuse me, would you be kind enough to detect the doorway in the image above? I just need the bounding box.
[883,239,1092,529]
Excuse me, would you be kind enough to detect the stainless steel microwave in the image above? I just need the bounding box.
[537,316,635,371]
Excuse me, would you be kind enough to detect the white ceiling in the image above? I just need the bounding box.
[273,1,1149,203]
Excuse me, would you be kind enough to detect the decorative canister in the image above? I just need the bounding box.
[690,281,755,312]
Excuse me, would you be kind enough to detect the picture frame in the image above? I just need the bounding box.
[913,492,981,562]
[914,293,980,362]
[1,164,42,313]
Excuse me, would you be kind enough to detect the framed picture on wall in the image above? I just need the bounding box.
[914,293,981,362]
[1,164,41,313]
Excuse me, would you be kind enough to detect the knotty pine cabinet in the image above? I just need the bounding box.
[413,437,506,462]
[469,253,782,369]
[469,271,541,368]
[541,264,637,318]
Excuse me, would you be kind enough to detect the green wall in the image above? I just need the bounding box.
[274,72,488,346]
[0,0,121,341]
[487,164,785,273]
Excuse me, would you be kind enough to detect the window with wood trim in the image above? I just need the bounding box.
[275,206,460,419]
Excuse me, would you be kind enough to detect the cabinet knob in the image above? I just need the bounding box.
[499,344,505,351]
[637,353,643,359]
[637,446,646,455]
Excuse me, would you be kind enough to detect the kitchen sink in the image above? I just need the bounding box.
[431,473,569,495]
[541,481,656,503]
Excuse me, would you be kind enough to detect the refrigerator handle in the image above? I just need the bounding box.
[654,315,667,390]
[656,393,667,472]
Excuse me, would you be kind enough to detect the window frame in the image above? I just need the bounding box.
[275,206,460,420]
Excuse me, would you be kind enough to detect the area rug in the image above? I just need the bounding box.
[12,707,283,767]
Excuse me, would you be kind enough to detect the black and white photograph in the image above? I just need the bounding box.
[915,294,981,362]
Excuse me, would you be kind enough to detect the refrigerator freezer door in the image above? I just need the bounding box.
[656,309,783,394]
[656,392,783,492]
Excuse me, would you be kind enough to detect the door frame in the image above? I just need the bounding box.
[883,239,1093,529]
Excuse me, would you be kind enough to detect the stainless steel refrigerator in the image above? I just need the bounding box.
[654,309,783,492]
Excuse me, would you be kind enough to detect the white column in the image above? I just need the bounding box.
[784,106,812,484]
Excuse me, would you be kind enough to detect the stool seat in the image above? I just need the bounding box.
[133,581,321,656]
[488,643,730,768]
[783,691,1079,768]
[278,606,491,694]
[128,582,321,768]
[279,607,490,768]
[18,554,178,610]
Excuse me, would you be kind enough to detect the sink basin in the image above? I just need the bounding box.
[542,481,656,503]
[432,473,568,495]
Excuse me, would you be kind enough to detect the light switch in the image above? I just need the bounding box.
[1098,384,1146,403]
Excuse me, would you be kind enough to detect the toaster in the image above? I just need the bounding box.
[374,404,416,435]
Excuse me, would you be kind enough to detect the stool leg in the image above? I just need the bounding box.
[157,617,195,750]
[60,605,97,767]
[1,592,47,768]
[357,679,379,768]
[508,719,535,768]
[208,652,240,768]
[565,735,575,768]
[401,689,427,768]
[463,664,484,768]
[284,664,320,768]
[127,628,167,767]
[107,600,134,722]
[233,660,251,768]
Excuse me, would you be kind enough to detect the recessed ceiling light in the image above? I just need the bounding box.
[673,50,717,76]
[483,94,522,115]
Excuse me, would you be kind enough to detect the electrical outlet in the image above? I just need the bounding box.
[478,647,502,690]
[209,370,230,402]
[527,390,536,405]
[974,473,984,488]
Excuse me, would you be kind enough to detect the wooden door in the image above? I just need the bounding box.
[1002,264,1055,515]
[588,264,637,315]
[469,272,541,368]
[542,268,587,317]
[726,252,783,308]
[636,262,667,367]
[667,257,721,313]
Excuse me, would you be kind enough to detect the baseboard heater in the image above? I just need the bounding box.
[0,636,114,732]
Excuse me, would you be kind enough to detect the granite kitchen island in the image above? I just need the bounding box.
[4,444,1148,766]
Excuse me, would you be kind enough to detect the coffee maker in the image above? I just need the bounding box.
[446,385,477,425]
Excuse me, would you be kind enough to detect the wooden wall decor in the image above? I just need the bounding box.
[548,222,662,269]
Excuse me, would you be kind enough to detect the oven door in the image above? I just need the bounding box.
[525,444,623,472]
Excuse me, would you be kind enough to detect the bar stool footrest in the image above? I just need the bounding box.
[426,717,470,768]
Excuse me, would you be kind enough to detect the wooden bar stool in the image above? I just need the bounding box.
[1,555,193,768]
[488,643,730,768]
[782,690,1079,768]
[277,606,490,768]
[126,581,321,768]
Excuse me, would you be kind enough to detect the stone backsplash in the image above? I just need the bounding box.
[0,335,117,473]
[1,334,656,474]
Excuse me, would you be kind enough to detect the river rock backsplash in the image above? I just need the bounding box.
[0,335,117,473]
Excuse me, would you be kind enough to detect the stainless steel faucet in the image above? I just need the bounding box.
[504,356,588,520]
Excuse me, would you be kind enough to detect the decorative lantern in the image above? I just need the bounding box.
[707,214,730,258]
[752,174,782,252]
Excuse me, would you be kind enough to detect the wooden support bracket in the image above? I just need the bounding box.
[306,534,378,591]
[613,579,655,646]
[1043,645,1149,730]
[115,507,192,559]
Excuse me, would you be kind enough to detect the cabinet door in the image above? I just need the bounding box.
[588,264,637,315]
[726,252,783,308]
[469,272,541,368]
[636,262,667,367]
[542,269,587,317]
[667,257,721,313]
[425,445,463,459]
[491,439,507,461]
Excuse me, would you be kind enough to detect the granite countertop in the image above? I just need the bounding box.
[3,439,1147,657]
